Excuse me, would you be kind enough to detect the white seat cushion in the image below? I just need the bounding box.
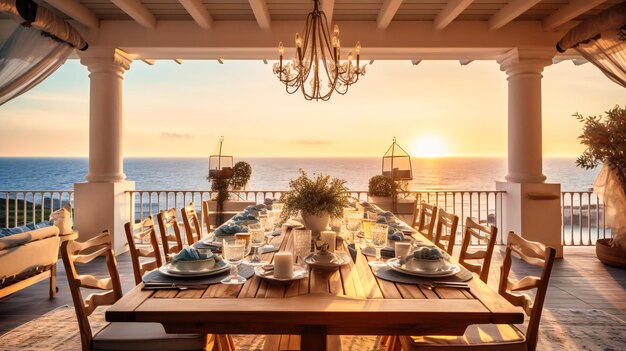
[410,324,526,347]
[92,322,207,351]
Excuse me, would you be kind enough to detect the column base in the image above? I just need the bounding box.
[74,181,135,255]
[496,181,563,258]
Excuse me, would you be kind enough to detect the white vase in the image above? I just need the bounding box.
[301,211,330,238]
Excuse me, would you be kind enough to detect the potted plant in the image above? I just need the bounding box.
[368,175,397,209]
[575,105,626,268]
[209,161,253,224]
[280,170,350,236]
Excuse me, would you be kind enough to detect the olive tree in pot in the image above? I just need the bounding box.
[280,170,350,237]
[576,105,626,268]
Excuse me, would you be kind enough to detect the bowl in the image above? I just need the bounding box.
[170,256,216,272]
[404,257,445,272]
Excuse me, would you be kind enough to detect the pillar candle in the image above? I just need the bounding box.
[320,231,337,253]
[273,252,293,279]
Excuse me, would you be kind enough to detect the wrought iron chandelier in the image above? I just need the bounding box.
[273,0,366,101]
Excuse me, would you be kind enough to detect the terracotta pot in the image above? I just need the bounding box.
[301,212,330,238]
[596,238,626,268]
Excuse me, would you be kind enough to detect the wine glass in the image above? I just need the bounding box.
[245,228,268,265]
[368,224,389,267]
[345,215,362,245]
[292,229,312,266]
[221,239,247,284]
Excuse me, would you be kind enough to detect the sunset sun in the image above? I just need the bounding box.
[410,135,448,158]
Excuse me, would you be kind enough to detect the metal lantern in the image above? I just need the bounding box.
[382,137,413,180]
[208,137,234,179]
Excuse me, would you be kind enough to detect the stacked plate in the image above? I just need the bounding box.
[386,258,461,278]
[159,260,231,278]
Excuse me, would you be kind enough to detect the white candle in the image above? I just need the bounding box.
[320,231,337,253]
[395,242,412,260]
[273,252,293,279]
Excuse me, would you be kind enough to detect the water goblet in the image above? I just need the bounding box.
[292,229,312,266]
[368,224,389,267]
[345,215,362,245]
[221,239,247,285]
[245,228,268,265]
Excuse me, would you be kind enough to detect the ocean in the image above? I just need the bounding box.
[0,157,599,191]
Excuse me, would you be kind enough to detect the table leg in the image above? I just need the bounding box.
[301,326,327,351]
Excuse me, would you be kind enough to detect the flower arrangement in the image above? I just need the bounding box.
[279,170,350,224]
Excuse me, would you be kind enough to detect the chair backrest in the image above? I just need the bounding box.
[201,200,213,234]
[60,231,123,351]
[181,203,202,245]
[499,232,556,351]
[458,217,498,283]
[124,216,163,285]
[433,208,459,255]
[412,202,437,240]
[156,208,184,261]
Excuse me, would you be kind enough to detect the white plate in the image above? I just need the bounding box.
[386,258,461,278]
[254,265,309,285]
[159,261,230,277]
[304,252,351,271]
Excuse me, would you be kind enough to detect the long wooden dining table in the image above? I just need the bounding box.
[106,222,524,351]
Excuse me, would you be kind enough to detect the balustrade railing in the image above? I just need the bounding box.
[0,189,607,246]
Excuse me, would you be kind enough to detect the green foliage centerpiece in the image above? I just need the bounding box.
[576,105,626,263]
[209,161,252,225]
[280,170,350,236]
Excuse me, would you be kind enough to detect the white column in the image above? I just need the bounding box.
[496,48,563,258]
[80,48,131,182]
[74,47,135,254]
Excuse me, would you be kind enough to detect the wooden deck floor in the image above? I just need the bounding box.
[0,246,624,336]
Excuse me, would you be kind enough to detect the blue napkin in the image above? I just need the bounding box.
[213,224,248,236]
[380,211,394,217]
[170,247,213,263]
[401,247,443,263]
[388,231,404,241]
[376,216,388,224]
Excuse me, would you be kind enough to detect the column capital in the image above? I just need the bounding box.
[497,47,554,74]
[79,47,133,74]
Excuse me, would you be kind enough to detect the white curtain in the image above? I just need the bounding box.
[593,163,626,248]
[576,28,626,88]
[0,25,73,106]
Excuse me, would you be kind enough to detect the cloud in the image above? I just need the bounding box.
[290,139,334,145]
[161,132,199,139]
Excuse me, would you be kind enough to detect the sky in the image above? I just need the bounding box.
[0,58,623,158]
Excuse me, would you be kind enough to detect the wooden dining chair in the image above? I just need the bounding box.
[412,202,438,241]
[458,218,498,283]
[433,208,459,256]
[156,208,185,261]
[181,203,203,245]
[60,231,214,351]
[201,200,214,235]
[396,231,556,351]
[124,216,163,285]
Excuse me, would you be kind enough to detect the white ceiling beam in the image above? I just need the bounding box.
[248,0,271,29]
[44,0,99,28]
[434,0,473,30]
[459,59,473,65]
[377,0,403,30]
[543,0,607,31]
[411,59,421,65]
[179,0,213,30]
[320,0,335,24]
[488,0,541,30]
[111,0,157,29]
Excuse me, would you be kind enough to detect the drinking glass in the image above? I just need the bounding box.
[292,229,312,266]
[261,214,277,250]
[271,203,284,213]
[345,215,362,245]
[369,224,389,267]
[221,239,247,284]
[361,219,377,243]
[245,228,268,265]
[234,233,252,256]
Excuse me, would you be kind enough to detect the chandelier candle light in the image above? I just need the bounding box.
[273,0,366,101]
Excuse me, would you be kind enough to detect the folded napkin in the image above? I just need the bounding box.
[170,247,213,263]
[232,213,257,221]
[376,216,388,224]
[388,231,404,241]
[213,224,248,236]
[192,240,222,253]
[379,211,394,218]
[401,247,443,264]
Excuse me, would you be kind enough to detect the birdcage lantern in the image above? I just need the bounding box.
[208,137,234,179]
[382,137,413,181]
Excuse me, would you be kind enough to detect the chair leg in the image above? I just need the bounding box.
[49,264,57,298]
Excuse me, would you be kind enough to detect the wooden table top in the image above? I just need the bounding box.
[106,225,524,349]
